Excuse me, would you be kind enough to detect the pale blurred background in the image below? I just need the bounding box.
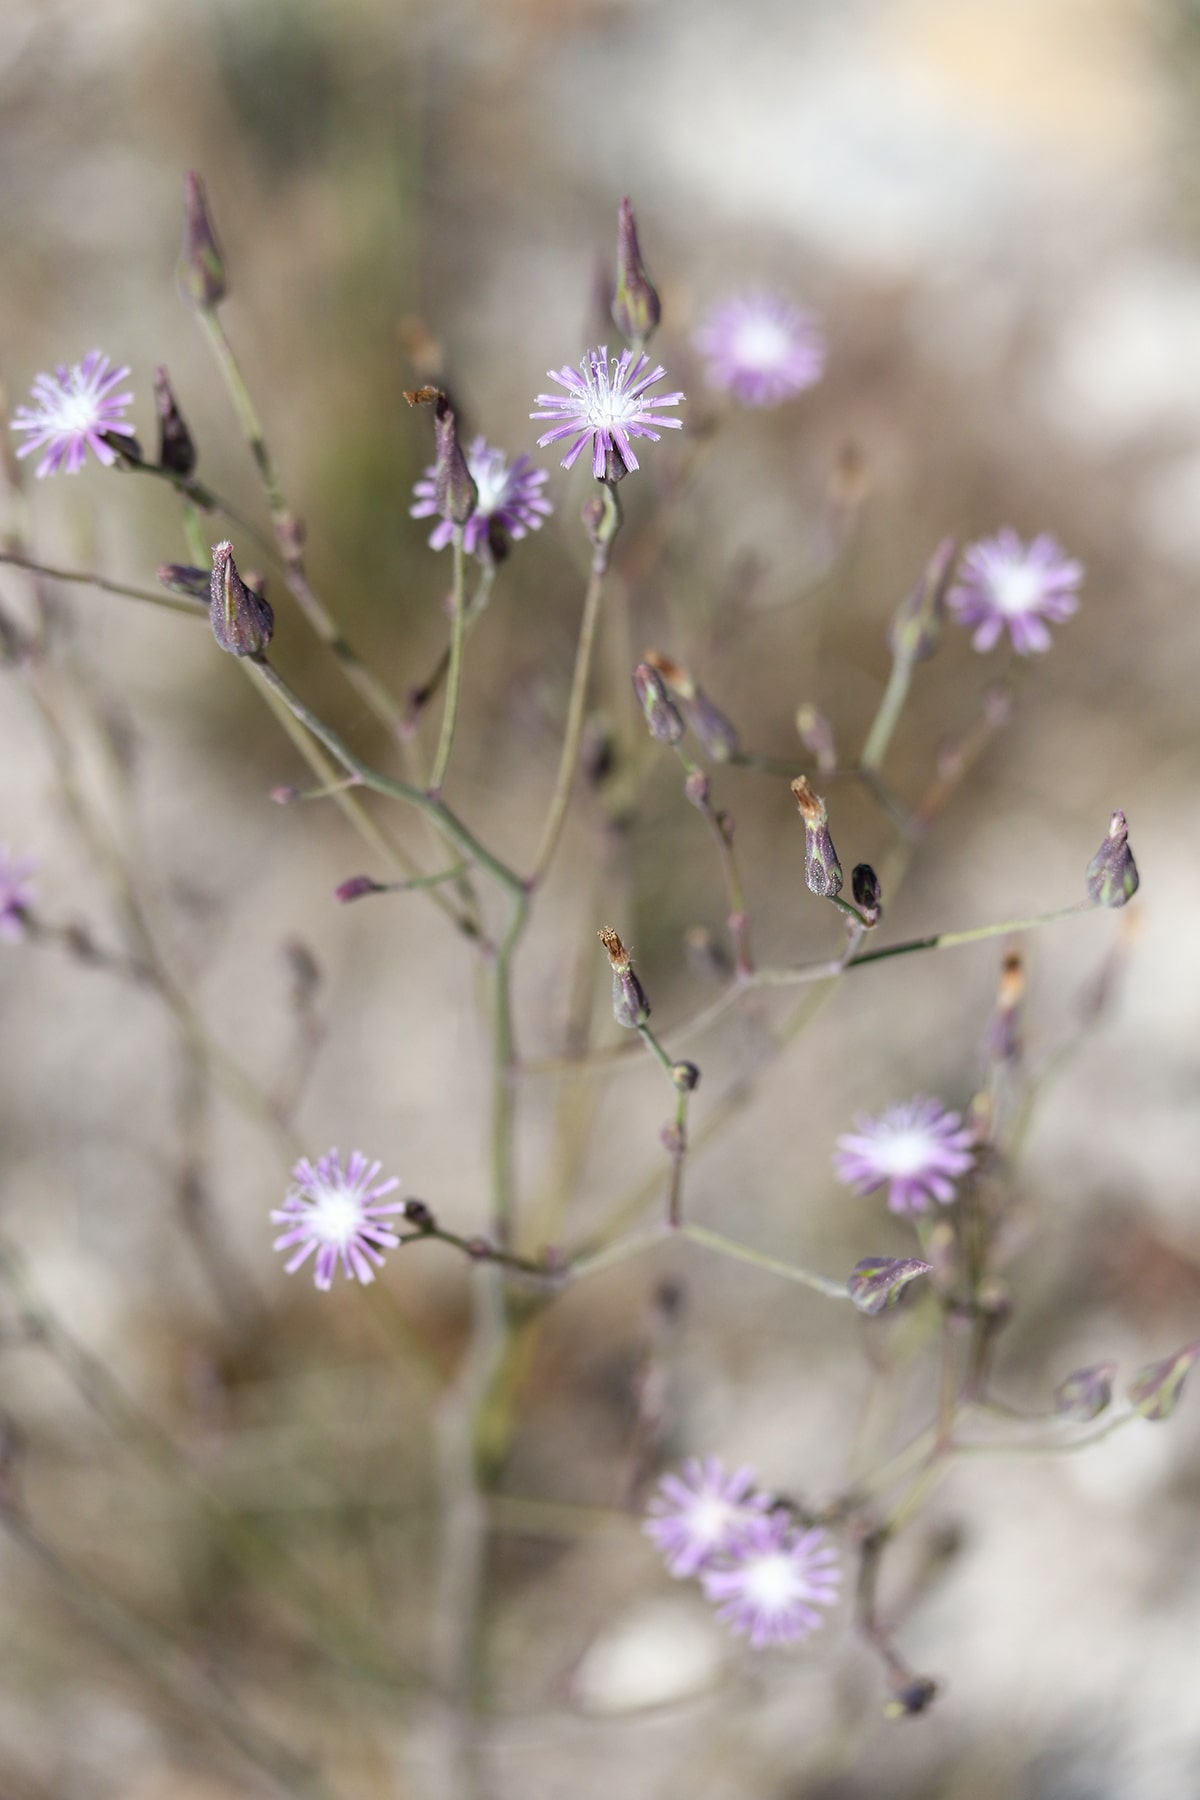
[1,0,1199,1795]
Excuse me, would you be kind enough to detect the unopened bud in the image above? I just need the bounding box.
[611,196,661,345]
[598,926,651,1028]
[403,1198,436,1231]
[433,393,477,526]
[157,563,211,600]
[796,703,837,775]
[1054,1361,1116,1422]
[851,863,882,926]
[686,686,739,761]
[209,541,274,658]
[632,663,685,745]
[790,775,843,899]
[582,483,622,570]
[884,1676,939,1719]
[1086,811,1139,908]
[889,537,956,664]
[1128,1340,1200,1421]
[153,366,197,477]
[180,172,226,310]
[335,875,383,903]
[671,1060,701,1093]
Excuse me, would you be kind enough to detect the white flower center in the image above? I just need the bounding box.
[989,560,1042,616]
[469,455,511,515]
[53,386,104,435]
[308,1183,364,1247]
[742,1551,799,1613]
[586,364,640,429]
[875,1127,935,1177]
[687,1495,735,1546]
[730,316,791,372]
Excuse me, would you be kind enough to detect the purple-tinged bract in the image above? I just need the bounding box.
[11,352,135,477]
[271,1149,406,1291]
[411,436,552,555]
[834,1096,975,1218]
[644,1456,771,1579]
[0,849,37,942]
[694,293,825,408]
[700,1511,841,1648]
[948,529,1082,655]
[531,345,683,481]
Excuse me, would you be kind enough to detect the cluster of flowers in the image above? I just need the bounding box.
[643,1456,841,1648]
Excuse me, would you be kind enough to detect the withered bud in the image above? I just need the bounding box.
[180,172,226,310]
[790,775,843,899]
[851,862,883,926]
[611,196,661,345]
[403,1198,436,1231]
[157,563,211,600]
[433,393,477,526]
[1086,810,1139,908]
[796,703,837,775]
[209,541,274,658]
[889,537,957,665]
[598,926,651,1028]
[153,366,197,477]
[671,1060,701,1093]
[335,875,383,903]
[632,663,685,745]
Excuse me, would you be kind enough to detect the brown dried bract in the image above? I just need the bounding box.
[402,385,442,409]
[790,774,827,826]
[598,926,630,969]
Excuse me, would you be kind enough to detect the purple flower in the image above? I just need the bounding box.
[531,345,683,480]
[410,435,552,555]
[644,1456,771,1578]
[701,1512,841,1649]
[11,352,135,477]
[834,1096,975,1217]
[693,293,825,408]
[0,849,37,942]
[271,1149,406,1291]
[948,529,1082,655]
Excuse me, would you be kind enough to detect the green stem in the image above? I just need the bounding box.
[429,528,467,794]
[860,649,915,773]
[489,895,530,1249]
[0,550,203,618]
[679,1223,849,1300]
[528,546,609,885]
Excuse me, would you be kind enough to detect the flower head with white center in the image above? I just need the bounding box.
[531,345,683,481]
[10,352,136,477]
[948,529,1082,656]
[0,849,37,943]
[693,293,825,408]
[701,1512,841,1649]
[411,435,552,556]
[644,1457,772,1579]
[271,1149,406,1291]
[834,1096,975,1218]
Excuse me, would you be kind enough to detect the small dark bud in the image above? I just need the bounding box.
[790,775,843,899]
[796,703,837,775]
[1128,1340,1200,1421]
[851,863,883,926]
[1054,1361,1116,1422]
[684,768,711,810]
[403,1198,436,1231]
[153,366,197,477]
[1086,810,1139,908]
[889,537,957,664]
[632,663,685,745]
[335,875,383,903]
[848,1256,933,1316]
[180,172,226,310]
[209,542,274,657]
[433,393,477,526]
[885,1676,939,1719]
[157,563,211,600]
[671,1060,701,1093]
[598,926,651,1028]
[611,196,661,345]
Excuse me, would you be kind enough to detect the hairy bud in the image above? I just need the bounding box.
[153,366,196,477]
[791,775,843,898]
[209,541,274,658]
[611,196,661,345]
[598,926,651,1028]
[1086,810,1139,908]
[180,172,226,310]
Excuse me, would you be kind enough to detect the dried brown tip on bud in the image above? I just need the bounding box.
[791,776,843,898]
[599,926,651,1027]
[403,385,442,408]
[598,926,629,969]
[789,774,825,826]
[180,172,226,310]
[153,366,197,478]
[642,649,696,698]
[209,540,274,658]
[997,951,1024,1010]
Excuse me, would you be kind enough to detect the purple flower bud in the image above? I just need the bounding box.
[848,1256,933,1316]
[889,538,957,665]
[671,1060,701,1093]
[432,394,477,527]
[153,366,196,478]
[851,863,882,926]
[611,197,662,346]
[598,926,651,1028]
[796,703,837,775]
[790,776,842,899]
[1128,1340,1200,1421]
[209,541,274,658]
[335,875,383,903]
[632,663,685,745]
[403,1197,436,1231]
[157,563,211,600]
[180,172,226,310]
[1086,811,1139,908]
[1054,1362,1116,1422]
[884,1676,939,1719]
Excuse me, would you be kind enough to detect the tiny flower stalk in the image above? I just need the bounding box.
[862,540,957,774]
[791,775,843,899]
[611,196,662,348]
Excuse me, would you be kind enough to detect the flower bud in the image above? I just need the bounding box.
[790,775,842,898]
[1128,1340,1200,1421]
[209,541,274,658]
[671,1060,701,1093]
[889,537,957,665]
[1054,1361,1116,1423]
[1086,810,1139,908]
[684,768,711,810]
[796,703,837,775]
[684,924,732,981]
[598,926,651,1028]
[851,863,882,926]
[884,1676,939,1720]
[632,663,685,745]
[610,197,661,346]
[157,563,211,600]
[153,366,196,478]
[179,172,226,310]
[403,1198,436,1230]
[848,1256,933,1316]
[335,876,383,903]
[643,652,738,761]
[433,393,477,527]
